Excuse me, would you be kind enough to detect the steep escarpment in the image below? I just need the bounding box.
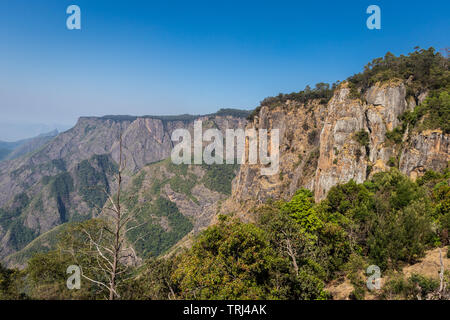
[226,99,326,214]
[314,80,447,200]
[230,48,449,209]
[0,110,248,262]
[229,81,448,209]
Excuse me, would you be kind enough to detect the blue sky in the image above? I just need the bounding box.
[0,0,448,140]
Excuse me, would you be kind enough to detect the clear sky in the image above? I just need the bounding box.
[0,0,448,139]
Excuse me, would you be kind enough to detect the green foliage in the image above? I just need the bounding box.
[0,192,37,251]
[127,197,193,258]
[7,167,448,300]
[348,47,449,96]
[8,219,38,251]
[25,249,99,299]
[282,189,322,237]
[248,48,448,127]
[201,163,239,195]
[169,174,198,203]
[0,264,25,299]
[402,86,450,133]
[5,223,71,266]
[75,154,117,210]
[354,130,370,147]
[0,192,30,230]
[122,256,181,300]
[386,126,405,144]
[416,167,450,244]
[46,172,74,222]
[343,254,368,300]
[173,216,328,300]
[318,170,435,271]
[46,172,73,202]
[248,82,337,120]
[381,273,439,300]
[257,204,330,299]
[347,48,449,134]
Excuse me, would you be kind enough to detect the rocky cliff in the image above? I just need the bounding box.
[1,51,448,265]
[228,80,449,215]
[0,111,247,261]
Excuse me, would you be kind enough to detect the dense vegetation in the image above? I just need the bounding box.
[348,47,449,134]
[75,154,117,209]
[0,48,448,300]
[0,193,37,251]
[1,167,447,300]
[201,163,239,195]
[248,82,337,120]
[127,197,193,258]
[348,47,448,97]
[126,168,450,300]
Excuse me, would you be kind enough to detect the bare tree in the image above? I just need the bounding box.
[438,248,446,299]
[68,134,146,300]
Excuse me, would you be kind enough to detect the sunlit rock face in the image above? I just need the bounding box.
[230,80,449,211]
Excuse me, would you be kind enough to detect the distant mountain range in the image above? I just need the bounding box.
[0,130,59,162]
[0,109,249,265]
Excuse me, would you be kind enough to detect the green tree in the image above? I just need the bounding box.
[281,189,322,237]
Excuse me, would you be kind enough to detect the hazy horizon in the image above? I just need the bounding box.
[1,0,449,140]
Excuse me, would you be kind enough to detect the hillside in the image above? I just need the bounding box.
[0,109,248,263]
[0,130,58,162]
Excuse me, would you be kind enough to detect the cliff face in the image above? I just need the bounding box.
[230,81,449,211]
[0,113,247,261]
[314,84,368,200]
[399,130,449,180]
[227,100,326,212]
[1,81,448,263]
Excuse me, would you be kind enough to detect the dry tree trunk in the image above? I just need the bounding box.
[78,133,144,300]
[438,248,445,299]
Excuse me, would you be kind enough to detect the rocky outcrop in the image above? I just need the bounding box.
[314,84,368,200]
[229,80,449,210]
[314,81,415,200]
[400,130,450,181]
[227,100,326,214]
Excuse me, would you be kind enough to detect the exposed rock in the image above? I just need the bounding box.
[230,80,448,209]
[400,130,450,181]
[228,100,327,214]
[314,84,367,200]
[0,112,247,261]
